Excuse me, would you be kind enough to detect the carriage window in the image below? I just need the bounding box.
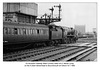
[28,29,30,35]
[26,29,28,35]
[11,28,14,35]
[20,29,23,35]
[31,29,33,34]
[29,29,32,35]
[34,29,37,35]
[3,27,8,34]
[32,29,34,34]
[37,29,39,34]
[18,28,21,35]
[27,29,29,35]
[23,28,26,35]
[8,28,12,34]
[14,28,18,34]
[40,29,43,34]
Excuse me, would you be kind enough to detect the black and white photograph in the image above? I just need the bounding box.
[3,2,97,62]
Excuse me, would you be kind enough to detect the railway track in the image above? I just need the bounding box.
[3,43,97,61]
[61,45,97,61]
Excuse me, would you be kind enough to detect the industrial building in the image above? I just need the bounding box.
[3,3,38,24]
[74,25,85,34]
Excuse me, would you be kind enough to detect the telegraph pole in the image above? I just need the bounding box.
[54,4,61,20]
[49,7,54,22]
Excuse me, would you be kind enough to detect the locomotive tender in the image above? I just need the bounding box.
[3,3,78,49]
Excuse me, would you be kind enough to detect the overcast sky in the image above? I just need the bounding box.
[37,2,97,32]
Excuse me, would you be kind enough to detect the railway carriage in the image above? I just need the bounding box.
[3,21,49,45]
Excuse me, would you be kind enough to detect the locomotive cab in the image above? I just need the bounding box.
[48,24,63,45]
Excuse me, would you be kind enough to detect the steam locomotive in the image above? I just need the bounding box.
[3,3,78,49]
